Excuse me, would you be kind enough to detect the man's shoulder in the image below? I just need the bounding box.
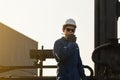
[55,37,65,42]
[54,37,66,45]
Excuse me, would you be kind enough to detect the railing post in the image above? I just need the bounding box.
[39,45,44,79]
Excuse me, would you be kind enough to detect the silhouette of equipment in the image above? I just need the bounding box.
[92,41,120,79]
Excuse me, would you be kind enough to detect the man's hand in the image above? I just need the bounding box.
[66,34,77,42]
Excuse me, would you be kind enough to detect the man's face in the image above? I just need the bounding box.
[63,25,76,36]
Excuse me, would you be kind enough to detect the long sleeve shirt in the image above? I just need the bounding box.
[53,37,86,80]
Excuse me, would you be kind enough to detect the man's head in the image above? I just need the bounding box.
[62,18,76,36]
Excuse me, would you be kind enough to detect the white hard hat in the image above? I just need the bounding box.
[63,18,76,28]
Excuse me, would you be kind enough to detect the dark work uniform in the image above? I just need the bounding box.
[53,37,86,80]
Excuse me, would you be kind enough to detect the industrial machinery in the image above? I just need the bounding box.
[92,0,120,80]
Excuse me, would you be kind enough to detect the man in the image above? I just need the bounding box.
[53,18,86,80]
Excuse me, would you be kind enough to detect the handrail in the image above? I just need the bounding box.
[84,65,94,77]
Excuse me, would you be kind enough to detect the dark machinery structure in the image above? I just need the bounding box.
[92,0,120,80]
[0,0,120,80]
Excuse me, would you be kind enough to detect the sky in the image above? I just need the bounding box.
[0,0,95,76]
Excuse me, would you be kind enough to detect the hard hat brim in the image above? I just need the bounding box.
[63,24,76,28]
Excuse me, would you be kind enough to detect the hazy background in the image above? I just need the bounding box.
[0,0,96,76]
